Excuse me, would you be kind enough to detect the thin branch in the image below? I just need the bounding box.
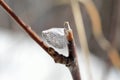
[0,0,69,65]
[70,0,93,80]
[79,0,120,69]
[0,0,81,80]
[65,22,81,80]
[0,0,47,51]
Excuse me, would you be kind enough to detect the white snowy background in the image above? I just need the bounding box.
[0,28,120,80]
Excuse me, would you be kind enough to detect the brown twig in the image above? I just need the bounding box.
[65,22,81,80]
[70,0,93,80]
[0,0,68,65]
[0,0,81,80]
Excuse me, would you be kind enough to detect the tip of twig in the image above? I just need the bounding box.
[64,21,71,30]
[64,21,73,41]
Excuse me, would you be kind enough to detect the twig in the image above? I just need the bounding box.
[70,0,93,80]
[0,0,69,65]
[79,0,120,69]
[0,0,81,80]
[65,22,81,80]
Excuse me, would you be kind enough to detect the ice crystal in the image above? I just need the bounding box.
[42,28,67,49]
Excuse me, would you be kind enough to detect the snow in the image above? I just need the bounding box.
[0,29,120,80]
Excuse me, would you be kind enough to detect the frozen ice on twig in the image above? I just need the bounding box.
[42,28,67,49]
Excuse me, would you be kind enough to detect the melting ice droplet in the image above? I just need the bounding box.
[42,28,67,49]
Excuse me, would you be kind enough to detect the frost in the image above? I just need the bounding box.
[42,28,67,49]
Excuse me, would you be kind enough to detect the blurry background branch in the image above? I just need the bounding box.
[79,0,120,69]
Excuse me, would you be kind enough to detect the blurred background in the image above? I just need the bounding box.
[0,0,120,80]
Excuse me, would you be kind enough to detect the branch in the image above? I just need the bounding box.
[0,0,69,65]
[65,22,81,80]
[70,0,93,80]
[79,0,120,69]
[0,0,81,80]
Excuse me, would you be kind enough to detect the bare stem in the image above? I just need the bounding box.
[0,0,69,65]
[0,0,81,80]
[65,22,81,80]
[0,0,47,51]
[70,0,93,80]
